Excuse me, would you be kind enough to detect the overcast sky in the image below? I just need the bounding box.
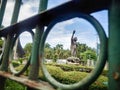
[2,0,108,49]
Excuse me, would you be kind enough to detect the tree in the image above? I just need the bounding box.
[76,43,88,59]
[75,43,97,61]
[45,43,51,48]
[44,43,71,60]
[62,49,71,59]
[55,44,63,50]
[80,50,97,61]
[24,43,32,56]
[54,44,63,59]
[24,42,97,62]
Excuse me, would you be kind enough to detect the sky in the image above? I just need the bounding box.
[2,0,108,49]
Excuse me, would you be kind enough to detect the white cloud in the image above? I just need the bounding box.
[2,0,38,26]
[18,0,39,21]
[2,1,14,26]
[2,1,107,50]
[46,32,71,49]
[19,31,33,47]
[2,1,38,47]
[46,17,100,49]
[45,19,75,49]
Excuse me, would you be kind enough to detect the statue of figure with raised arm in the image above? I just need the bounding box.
[70,30,77,57]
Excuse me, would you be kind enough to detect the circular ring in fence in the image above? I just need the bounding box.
[40,12,107,90]
[9,30,34,76]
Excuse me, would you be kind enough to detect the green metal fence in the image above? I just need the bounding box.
[0,0,119,90]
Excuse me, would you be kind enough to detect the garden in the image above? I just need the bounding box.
[0,41,108,90]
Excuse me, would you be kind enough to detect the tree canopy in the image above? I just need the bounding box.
[24,42,97,62]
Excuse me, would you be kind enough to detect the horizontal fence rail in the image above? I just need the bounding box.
[0,71,55,90]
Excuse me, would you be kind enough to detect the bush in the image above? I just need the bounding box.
[5,79,26,90]
[90,75,108,90]
[45,65,85,84]
[47,64,108,76]
[12,60,21,67]
[6,64,108,90]
[52,64,93,73]
[44,65,108,90]
[39,66,64,81]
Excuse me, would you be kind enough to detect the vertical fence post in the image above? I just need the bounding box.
[0,0,22,71]
[0,35,13,90]
[0,0,7,27]
[28,0,48,90]
[10,0,21,24]
[109,0,120,90]
[0,0,21,90]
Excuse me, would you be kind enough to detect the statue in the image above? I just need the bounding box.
[67,30,80,64]
[70,30,77,56]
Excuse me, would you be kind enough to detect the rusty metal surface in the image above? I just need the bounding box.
[0,71,55,90]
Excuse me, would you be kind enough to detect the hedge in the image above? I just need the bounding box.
[46,63,108,76]
[6,64,108,90]
[39,65,108,90]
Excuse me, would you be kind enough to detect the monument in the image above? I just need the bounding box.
[70,30,77,57]
[67,30,80,64]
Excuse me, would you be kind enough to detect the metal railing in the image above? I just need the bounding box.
[0,0,120,90]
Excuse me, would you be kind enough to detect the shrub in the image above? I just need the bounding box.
[5,79,26,90]
[39,66,63,81]
[45,66,83,84]
[90,75,108,90]
[12,60,21,67]
[6,64,108,90]
[47,64,108,76]
[54,64,93,73]
[44,65,108,90]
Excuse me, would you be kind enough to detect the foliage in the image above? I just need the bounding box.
[80,50,97,61]
[44,65,108,90]
[44,43,71,61]
[45,43,51,48]
[24,43,32,56]
[12,60,21,67]
[77,43,97,61]
[0,38,4,54]
[90,76,108,90]
[46,64,108,76]
[6,64,108,90]
[44,43,97,62]
[5,79,26,90]
[46,65,88,84]
[12,57,28,67]
[24,42,97,62]
[55,64,92,73]
[0,38,3,48]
